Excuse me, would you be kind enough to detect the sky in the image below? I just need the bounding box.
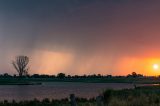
[1,0,160,75]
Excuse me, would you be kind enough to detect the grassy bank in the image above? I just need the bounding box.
[102,85,160,106]
[0,98,96,106]
[0,77,160,85]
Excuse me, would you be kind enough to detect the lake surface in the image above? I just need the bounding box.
[0,82,138,101]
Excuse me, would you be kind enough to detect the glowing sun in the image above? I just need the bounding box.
[153,64,159,70]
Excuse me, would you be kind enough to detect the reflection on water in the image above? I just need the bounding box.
[0,82,136,101]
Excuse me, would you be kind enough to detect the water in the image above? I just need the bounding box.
[0,82,137,101]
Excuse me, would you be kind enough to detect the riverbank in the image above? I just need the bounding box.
[0,77,160,85]
[0,98,96,106]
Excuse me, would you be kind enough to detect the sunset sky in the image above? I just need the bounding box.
[1,0,160,75]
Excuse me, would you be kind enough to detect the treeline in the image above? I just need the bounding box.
[0,72,143,78]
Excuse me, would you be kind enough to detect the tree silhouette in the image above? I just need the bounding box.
[12,56,29,77]
[132,72,137,78]
[57,73,65,79]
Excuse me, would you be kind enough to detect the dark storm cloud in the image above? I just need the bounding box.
[1,0,160,74]
[0,0,99,51]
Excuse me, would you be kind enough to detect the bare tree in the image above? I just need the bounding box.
[12,56,29,77]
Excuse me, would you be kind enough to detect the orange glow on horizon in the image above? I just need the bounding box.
[21,50,160,76]
[30,50,74,75]
[112,57,160,76]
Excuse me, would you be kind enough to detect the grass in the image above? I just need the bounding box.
[1,77,160,85]
[102,85,160,106]
[0,98,96,106]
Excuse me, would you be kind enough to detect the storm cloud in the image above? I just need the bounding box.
[0,0,160,75]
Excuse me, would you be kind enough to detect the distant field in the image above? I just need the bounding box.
[0,77,160,85]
